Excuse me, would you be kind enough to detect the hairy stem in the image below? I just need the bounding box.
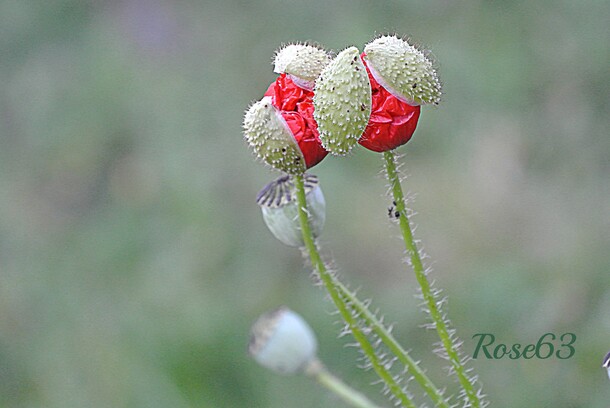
[305,359,384,408]
[383,150,481,407]
[294,173,415,408]
[334,280,449,407]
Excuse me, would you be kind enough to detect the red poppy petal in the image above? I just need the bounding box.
[358,54,421,153]
[264,74,328,169]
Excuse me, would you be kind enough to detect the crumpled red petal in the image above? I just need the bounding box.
[264,74,328,169]
[358,54,421,153]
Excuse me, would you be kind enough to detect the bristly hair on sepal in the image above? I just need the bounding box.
[243,96,306,175]
[313,46,372,155]
[363,35,442,106]
[273,43,331,90]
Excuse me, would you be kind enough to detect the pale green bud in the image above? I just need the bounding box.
[364,35,442,106]
[313,47,372,155]
[274,44,330,90]
[243,96,306,175]
[257,174,325,247]
[248,306,318,375]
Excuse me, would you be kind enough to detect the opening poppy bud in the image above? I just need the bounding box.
[264,74,328,170]
[313,46,372,155]
[257,174,325,247]
[248,306,318,375]
[243,96,307,175]
[274,44,331,90]
[358,54,422,152]
[363,35,442,106]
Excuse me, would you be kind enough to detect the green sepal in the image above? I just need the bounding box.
[274,44,330,86]
[243,97,306,175]
[364,35,441,106]
[313,47,372,156]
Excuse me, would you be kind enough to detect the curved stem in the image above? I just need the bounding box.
[383,150,481,408]
[293,173,415,408]
[305,359,383,408]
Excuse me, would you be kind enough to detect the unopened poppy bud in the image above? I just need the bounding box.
[248,306,318,375]
[274,44,330,90]
[243,96,306,175]
[257,174,325,247]
[314,47,372,155]
[363,35,442,106]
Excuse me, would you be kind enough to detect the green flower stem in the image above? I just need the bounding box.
[293,173,415,408]
[334,280,449,408]
[383,150,480,408]
[305,359,384,408]
[294,172,448,406]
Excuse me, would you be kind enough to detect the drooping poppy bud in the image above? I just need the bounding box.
[244,96,307,175]
[363,35,442,106]
[264,74,328,170]
[256,174,325,247]
[357,54,421,152]
[273,44,330,90]
[313,47,372,155]
[248,306,318,375]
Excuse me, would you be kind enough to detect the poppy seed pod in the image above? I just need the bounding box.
[274,44,330,90]
[257,174,325,247]
[363,35,442,106]
[243,96,307,175]
[248,306,318,375]
[313,47,372,155]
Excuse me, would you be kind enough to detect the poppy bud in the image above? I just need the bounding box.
[257,174,325,247]
[363,35,441,106]
[273,44,330,90]
[313,47,372,155]
[244,96,307,175]
[264,74,328,170]
[358,54,421,152]
[248,306,318,375]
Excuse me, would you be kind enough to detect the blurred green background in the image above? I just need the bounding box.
[1,0,609,406]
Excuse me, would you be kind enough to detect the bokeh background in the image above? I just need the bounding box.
[1,0,609,406]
